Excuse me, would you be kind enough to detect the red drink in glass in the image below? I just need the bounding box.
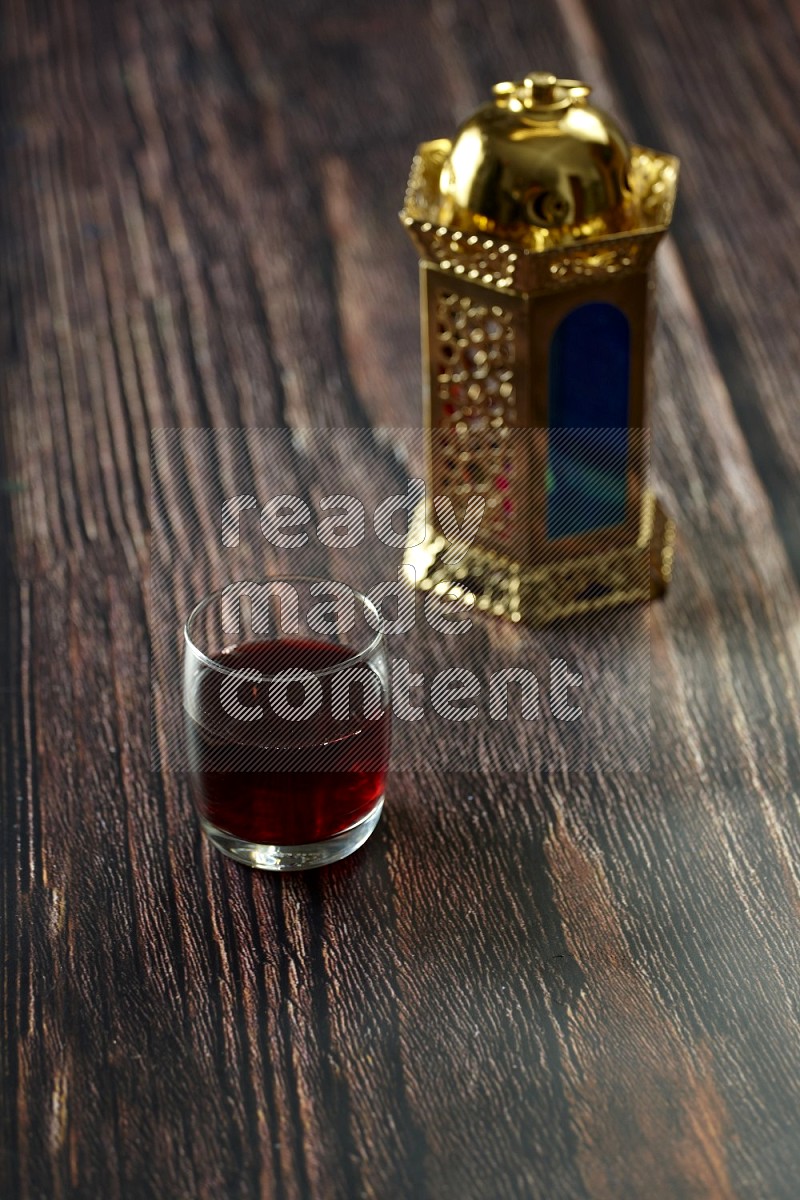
[187,639,391,846]
[183,578,391,870]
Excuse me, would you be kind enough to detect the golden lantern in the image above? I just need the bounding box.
[400,72,678,625]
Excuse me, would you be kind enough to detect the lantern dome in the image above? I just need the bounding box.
[438,73,636,247]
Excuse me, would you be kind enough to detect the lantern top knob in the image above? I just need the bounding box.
[438,72,636,245]
[493,73,592,112]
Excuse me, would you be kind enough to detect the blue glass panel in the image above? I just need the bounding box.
[547,302,631,540]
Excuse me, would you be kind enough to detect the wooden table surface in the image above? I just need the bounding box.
[2,0,800,1197]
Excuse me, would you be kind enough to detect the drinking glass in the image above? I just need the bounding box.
[183,577,391,870]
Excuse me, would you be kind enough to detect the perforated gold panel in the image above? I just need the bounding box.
[429,284,519,550]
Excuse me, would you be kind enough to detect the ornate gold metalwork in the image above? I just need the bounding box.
[430,288,518,548]
[401,145,677,293]
[400,71,678,627]
[406,493,675,626]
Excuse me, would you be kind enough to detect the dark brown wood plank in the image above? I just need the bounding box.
[2,0,800,1198]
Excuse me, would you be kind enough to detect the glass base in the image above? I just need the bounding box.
[200,797,384,871]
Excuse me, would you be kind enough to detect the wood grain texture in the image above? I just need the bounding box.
[2,0,799,1198]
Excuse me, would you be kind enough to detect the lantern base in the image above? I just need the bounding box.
[405,491,675,627]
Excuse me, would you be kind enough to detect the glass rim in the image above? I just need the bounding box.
[183,576,386,682]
